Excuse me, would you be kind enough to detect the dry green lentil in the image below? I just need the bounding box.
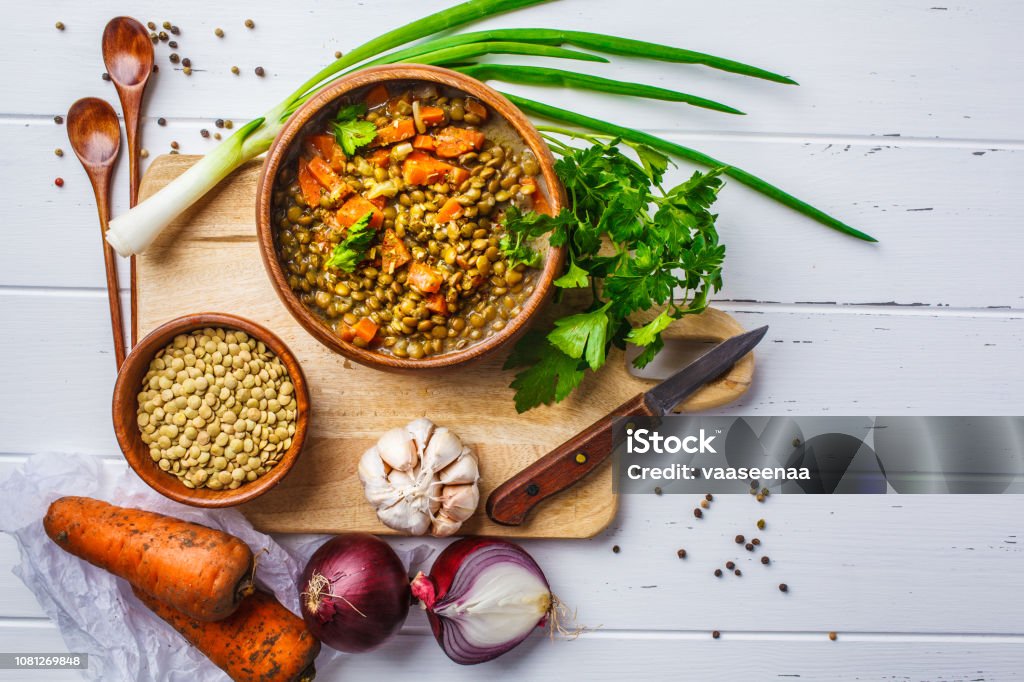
[136,327,297,491]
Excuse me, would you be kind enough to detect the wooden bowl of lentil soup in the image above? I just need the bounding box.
[256,65,565,371]
[112,312,310,508]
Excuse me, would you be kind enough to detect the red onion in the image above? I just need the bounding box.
[299,533,410,653]
[411,538,554,665]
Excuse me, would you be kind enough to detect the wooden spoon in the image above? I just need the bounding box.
[67,98,126,368]
[103,16,153,347]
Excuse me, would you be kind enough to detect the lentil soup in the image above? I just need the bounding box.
[270,81,552,361]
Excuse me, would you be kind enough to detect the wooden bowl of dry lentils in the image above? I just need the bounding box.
[256,65,566,371]
[112,312,309,507]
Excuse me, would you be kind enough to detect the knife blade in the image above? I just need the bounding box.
[486,325,768,526]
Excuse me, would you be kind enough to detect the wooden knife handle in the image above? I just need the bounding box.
[486,393,655,526]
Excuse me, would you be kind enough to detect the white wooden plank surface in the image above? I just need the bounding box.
[2,0,1023,679]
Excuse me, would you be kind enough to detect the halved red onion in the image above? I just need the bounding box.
[411,538,553,665]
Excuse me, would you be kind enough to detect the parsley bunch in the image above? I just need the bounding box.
[333,103,378,155]
[326,212,375,272]
[501,134,727,412]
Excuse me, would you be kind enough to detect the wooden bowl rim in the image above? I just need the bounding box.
[112,312,310,508]
[255,64,566,372]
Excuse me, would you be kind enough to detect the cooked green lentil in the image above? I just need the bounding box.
[135,327,297,491]
[271,81,550,359]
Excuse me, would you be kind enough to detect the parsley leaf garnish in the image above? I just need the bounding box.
[504,138,728,411]
[325,213,375,272]
[333,103,377,155]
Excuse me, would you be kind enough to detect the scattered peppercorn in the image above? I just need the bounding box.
[745,543,754,551]
[714,569,722,577]
[676,549,686,559]
[793,438,802,447]
[183,67,192,76]
[761,556,770,565]
[170,25,180,35]
[181,57,191,68]
[725,561,735,570]
[158,31,168,41]
[757,519,766,530]
[654,486,662,495]
[756,494,765,502]
[147,21,156,30]
[750,480,759,489]
[215,118,225,128]
[162,21,171,29]
[213,132,221,140]
[55,21,65,31]
[700,499,709,509]
[54,177,64,187]
[157,117,167,126]
[734,569,742,576]
[168,40,178,49]
[215,27,224,37]
[150,32,158,43]
[705,493,713,502]
[225,120,234,129]
[735,535,745,544]
[255,66,265,77]
[140,148,149,158]
[200,128,209,138]
[712,631,720,639]
[334,50,343,59]
[828,632,837,641]
[170,140,179,150]
[54,148,63,157]
[230,65,240,75]
[244,18,255,28]
[612,545,620,554]
[152,64,159,73]
[752,538,760,546]
[53,115,63,125]
[101,72,110,81]
[693,508,702,519]
[762,488,770,496]
[169,53,180,64]
[779,583,788,592]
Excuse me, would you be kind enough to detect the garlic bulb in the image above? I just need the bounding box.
[358,418,480,537]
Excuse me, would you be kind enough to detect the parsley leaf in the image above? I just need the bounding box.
[626,310,674,347]
[504,333,586,414]
[547,303,611,371]
[553,258,589,289]
[332,104,376,155]
[325,213,375,272]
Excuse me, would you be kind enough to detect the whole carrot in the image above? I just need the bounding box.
[134,587,320,682]
[44,496,254,621]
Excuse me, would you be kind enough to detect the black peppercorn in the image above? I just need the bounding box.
[157,117,167,126]
[745,543,754,551]
[654,486,662,495]
[779,583,788,592]
[694,508,702,519]
[705,493,713,502]
[735,535,745,544]
[734,569,742,576]
[255,66,265,77]
[712,631,720,639]
[101,72,110,81]
[725,561,735,570]
[761,556,770,565]
[676,549,686,559]
[169,53,180,64]
[752,538,760,546]
[200,129,209,138]
[612,545,620,554]
[181,57,191,68]
[215,118,225,128]
[53,115,63,125]
[714,569,722,577]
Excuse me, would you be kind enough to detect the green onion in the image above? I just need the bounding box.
[399,41,608,67]
[455,64,745,115]
[503,93,876,242]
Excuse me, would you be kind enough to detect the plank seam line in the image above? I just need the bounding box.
[1,619,1021,642]
[2,114,1023,151]
[2,287,1020,319]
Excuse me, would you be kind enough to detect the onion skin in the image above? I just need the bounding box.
[299,533,410,653]
[412,537,552,665]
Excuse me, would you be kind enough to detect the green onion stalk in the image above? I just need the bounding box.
[105,0,873,256]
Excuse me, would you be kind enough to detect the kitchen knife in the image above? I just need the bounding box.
[486,325,769,526]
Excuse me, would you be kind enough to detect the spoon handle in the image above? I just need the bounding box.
[124,104,140,349]
[92,175,127,368]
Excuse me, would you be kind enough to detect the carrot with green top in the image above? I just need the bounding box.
[44,496,255,622]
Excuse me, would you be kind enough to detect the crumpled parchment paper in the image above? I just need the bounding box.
[0,453,431,681]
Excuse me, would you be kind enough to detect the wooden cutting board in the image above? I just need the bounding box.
[136,155,755,538]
